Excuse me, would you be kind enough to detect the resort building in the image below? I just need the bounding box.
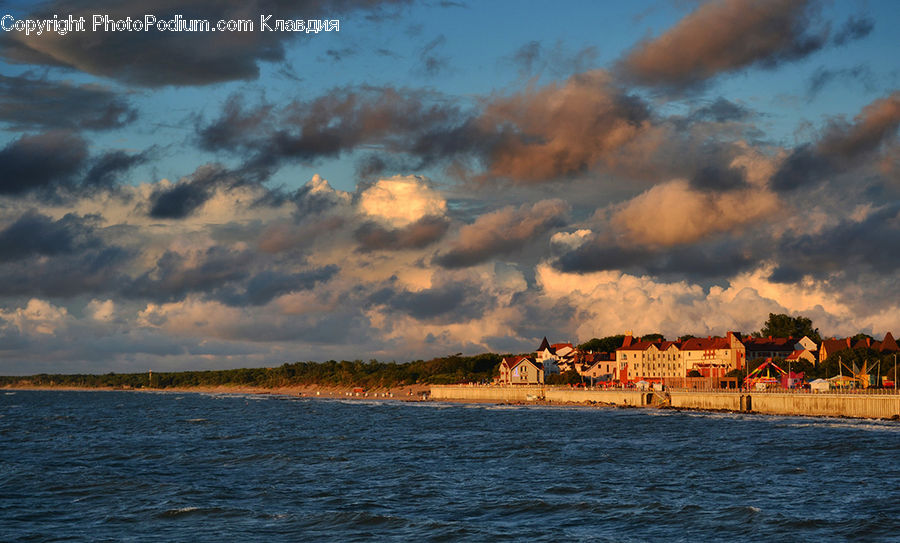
[498,356,545,385]
[615,335,686,381]
[678,332,745,378]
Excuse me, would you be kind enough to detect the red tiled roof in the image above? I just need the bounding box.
[880,332,899,353]
[616,340,658,352]
[743,336,796,350]
[503,355,543,371]
[681,337,730,350]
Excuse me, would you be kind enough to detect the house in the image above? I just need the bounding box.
[679,332,745,378]
[578,351,617,380]
[871,332,899,353]
[819,337,852,365]
[534,337,564,375]
[742,336,798,361]
[819,333,899,365]
[498,356,545,385]
[785,349,817,365]
[614,334,686,381]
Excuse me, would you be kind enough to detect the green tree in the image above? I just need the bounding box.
[755,313,821,343]
[578,335,625,353]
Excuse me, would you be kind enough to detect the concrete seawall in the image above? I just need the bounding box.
[429,385,900,419]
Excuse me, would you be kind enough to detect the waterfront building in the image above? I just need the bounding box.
[678,332,745,378]
[742,336,802,361]
[498,356,545,385]
[615,335,685,381]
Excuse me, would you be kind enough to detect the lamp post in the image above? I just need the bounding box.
[788,359,792,390]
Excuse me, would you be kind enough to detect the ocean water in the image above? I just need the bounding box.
[1,391,899,542]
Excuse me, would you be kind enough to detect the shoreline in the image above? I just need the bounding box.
[1,383,433,400]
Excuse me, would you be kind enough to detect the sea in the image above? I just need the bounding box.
[2,391,899,542]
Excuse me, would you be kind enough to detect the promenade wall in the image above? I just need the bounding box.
[429,385,900,419]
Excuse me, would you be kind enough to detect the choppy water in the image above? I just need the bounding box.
[2,391,899,542]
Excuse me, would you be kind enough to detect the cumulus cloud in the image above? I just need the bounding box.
[436,199,568,268]
[611,179,780,246]
[357,175,446,227]
[618,0,829,90]
[533,262,893,344]
[475,70,653,182]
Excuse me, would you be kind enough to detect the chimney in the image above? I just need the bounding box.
[622,333,633,348]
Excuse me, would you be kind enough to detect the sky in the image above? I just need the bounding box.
[0,0,898,374]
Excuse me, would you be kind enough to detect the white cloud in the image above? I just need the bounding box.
[357,175,446,227]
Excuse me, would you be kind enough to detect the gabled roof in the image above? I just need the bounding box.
[820,338,851,355]
[785,350,807,361]
[503,355,543,371]
[538,337,551,352]
[658,340,680,351]
[880,332,899,353]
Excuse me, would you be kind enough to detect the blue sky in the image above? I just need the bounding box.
[0,0,898,374]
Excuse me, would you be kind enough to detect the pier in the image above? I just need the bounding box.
[429,385,900,419]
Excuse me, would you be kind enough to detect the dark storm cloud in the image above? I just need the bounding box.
[0,0,410,87]
[148,164,236,219]
[832,16,875,46]
[197,87,468,180]
[0,246,130,298]
[435,199,568,269]
[0,131,148,197]
[85,149,151,188]
[218,265,339,306]
[617,0,829,90]
[0,211,100,262]
[0,131,88,195]
[129,246,253,302]
[554,235,755,281]
[354,215,449,252]
[769,203,900,283]
[369,279,491,323]
[0,74,137,130]
[772,92,900,192]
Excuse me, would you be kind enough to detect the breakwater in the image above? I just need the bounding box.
[429,385,900,419]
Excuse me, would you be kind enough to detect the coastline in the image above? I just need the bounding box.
[1,383,433,400]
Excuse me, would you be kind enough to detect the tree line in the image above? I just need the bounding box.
[0,353,504,390]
